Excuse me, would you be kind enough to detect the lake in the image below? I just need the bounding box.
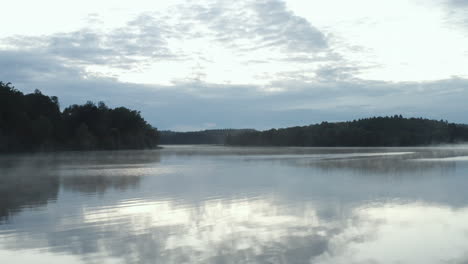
[1,145,468,264]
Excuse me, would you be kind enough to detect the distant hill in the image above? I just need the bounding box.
[160,129,254,145]
[225,116,468,147]
[0,82,159,152]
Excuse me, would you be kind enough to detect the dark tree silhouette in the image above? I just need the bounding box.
[0,82,159,152]
[225,116,468,147]
[159,129,254,145]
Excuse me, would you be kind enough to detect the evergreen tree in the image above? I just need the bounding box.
[0,81,159,152]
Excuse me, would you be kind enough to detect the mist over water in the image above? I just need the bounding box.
[1,146,468,263]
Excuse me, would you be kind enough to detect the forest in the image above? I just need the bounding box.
[0,82,159,152]
[3,81,468,151]
[225,116,468,146]
[160,129,254,144]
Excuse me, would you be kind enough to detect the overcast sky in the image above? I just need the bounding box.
[1,0,468,130]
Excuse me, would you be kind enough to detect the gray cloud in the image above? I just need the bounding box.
[448,0,468,7]
[252,0,328,51]
[186,0,328,53]
[2,44,468,131]
[1,0,342,83]
[443,0,468,28]
[0,50,84,84]
[3,14,175,70]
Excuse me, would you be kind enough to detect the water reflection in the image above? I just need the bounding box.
[0,151,161,221]
[1,146,468,263]
[316,202,468,264]
[0,168,59,221]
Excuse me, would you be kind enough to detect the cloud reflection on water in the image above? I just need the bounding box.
[1,146,468,263]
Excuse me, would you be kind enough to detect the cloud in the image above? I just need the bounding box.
[1,0,342,87]
[0,50,84,83]
[2,14,175,70]
[443,0,468,28]
[186,0,328,53]
[2,41,468,131]
[448,0,468,7]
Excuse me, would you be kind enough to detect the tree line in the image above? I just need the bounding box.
[225,115,468,146]
[0,82,159,152]
[159,129,254,145]
[3,81,468,150]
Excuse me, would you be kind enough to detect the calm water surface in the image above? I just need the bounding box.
[1,145,468,264]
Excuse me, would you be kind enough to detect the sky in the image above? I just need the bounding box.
[1,0,468,131]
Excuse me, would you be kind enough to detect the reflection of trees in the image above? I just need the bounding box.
[51,150,161,167]
[0,165,59,221]
[0,150,160,221]
[62,174,141,194]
